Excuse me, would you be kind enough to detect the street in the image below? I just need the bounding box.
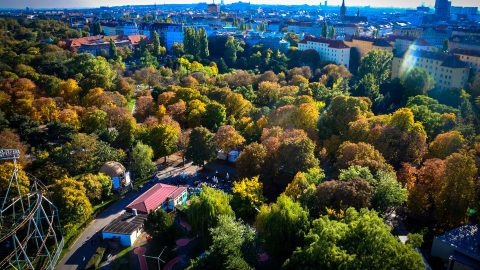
[55,183,154,270]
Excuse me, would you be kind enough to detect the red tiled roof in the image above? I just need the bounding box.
[412,38,432,46]
[126,183,187,214]
[299,35,350,49]
[66,34,146,48]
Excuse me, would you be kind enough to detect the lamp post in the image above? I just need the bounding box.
[143,246,166,270]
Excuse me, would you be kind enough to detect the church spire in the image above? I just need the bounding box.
[340,0,347,21]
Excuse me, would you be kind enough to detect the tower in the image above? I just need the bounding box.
[435,0,451,21]
[340,0,346,21]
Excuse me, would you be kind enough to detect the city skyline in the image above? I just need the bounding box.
[1,0,479,9]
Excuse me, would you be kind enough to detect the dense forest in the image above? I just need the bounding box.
[1,18,480,269]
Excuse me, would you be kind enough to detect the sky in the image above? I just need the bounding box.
[0,0,478,9]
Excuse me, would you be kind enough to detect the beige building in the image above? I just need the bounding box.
[298,36,351,69]
[392,27,423,38]
[392,50,470,90]
[344,36,393,58]
[452,49,480,73]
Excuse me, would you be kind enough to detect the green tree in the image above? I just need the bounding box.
[358,50,393,85]
[328,26,335,38]
[186,186,234,238]
[231,176,265,220]
[235,142,267,179]
[436,152,477,227]
[52,176,93,234]
[371,170,408,212]
[92,22,103,35]
[186,127,216,167]
[149,124,179,162]
[224,36,243,66]
[276,135,319,176]
[401,67,434,99]
[283,208,425,270]
[144,208,174,241]
[130,142,157,181]
[321,22,328,38]
[152,31,163,57]
[199,27,209,59]
[256,195,309,263]
[108,39,118,60]
[204,102,226,130]
[354,73,382,103]
[0,162,30,197]
[189,215,257,270]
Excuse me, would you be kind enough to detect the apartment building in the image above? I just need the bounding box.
[451,48,480,73]
[392,50,470,90]
[343,36,393,58]
[298,35,351,69]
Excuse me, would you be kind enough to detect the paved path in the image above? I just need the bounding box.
[134,247,148,270]
[55,185,154,270]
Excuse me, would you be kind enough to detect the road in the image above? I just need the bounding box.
[55,157,200,270]
[55,185,153,270]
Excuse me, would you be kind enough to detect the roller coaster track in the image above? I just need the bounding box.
[0,193,42,243]
[0,193,42,268]
[0,149,64,270]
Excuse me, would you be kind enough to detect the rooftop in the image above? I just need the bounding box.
[299,35,350,49]
[395,49,469,69]
[451,49,480,58]
[66,34,146,48]
[126,183,187,214]
[103,212,147,235]
[437,224,480,260]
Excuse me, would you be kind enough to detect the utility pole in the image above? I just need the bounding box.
[143,246,166,270]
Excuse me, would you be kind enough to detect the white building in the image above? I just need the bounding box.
[298,35,351,69]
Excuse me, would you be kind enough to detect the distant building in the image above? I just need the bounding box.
[435,0,451,21]
[421,26,451,48]
[126,183,188,214]
[66,35,145,57]
[431,224,480,270]
[287,22,321,37]
[409,38,438,52]
[393,36,417,54]
[393,27,423,38]
[343,36,393,58]
[451,49,480,73]
[102,212,147,246]
[392,50,470,90]
[333,23,358,37]
[449,35,480,51]
[298,35,351,69]
[208,3,220,14]
[340,0,346,21]
[416,6,430,13]
[166,24,184,51]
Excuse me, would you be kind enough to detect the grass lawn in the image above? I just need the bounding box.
[128,98,136,112]
[110,246,134,270]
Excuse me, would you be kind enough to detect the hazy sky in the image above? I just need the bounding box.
[0,0,479,9]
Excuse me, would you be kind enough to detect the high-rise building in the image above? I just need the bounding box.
[340,0,347,21]
[435,0,451,21]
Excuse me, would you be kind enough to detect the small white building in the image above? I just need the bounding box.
[102,211,147,247]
